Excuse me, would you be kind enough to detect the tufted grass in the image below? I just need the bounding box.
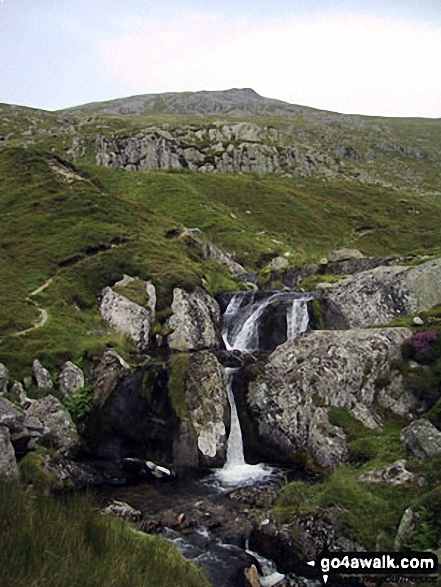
[0,479,210,587]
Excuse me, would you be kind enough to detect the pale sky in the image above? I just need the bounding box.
[1,0,440,117]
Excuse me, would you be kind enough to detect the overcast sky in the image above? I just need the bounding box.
[1,0,440,117]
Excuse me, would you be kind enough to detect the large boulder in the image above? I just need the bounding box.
[167,288,221,351]
[0,426,19,477]
[99,287,153,351]
[25,395,79,455]
[58,361,84,398]
[33,359,53,389]
[247,328,413,467]
[92,350,130,406]
[322,258,441,328]
[0,363,9,394]
[400,419,441,460]
[184,351,229,468]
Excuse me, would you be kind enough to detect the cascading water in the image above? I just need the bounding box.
[217,290,313,487]
[222,291,313,352]
[215,368,271,486]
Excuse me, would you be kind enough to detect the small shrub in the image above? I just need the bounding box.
[64,386,94,427]
[402,331,438,363]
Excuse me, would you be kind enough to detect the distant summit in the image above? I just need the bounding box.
[61,88,316,117]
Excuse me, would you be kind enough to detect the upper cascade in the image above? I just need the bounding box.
[221,291,313,352]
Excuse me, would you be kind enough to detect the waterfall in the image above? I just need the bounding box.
[287,297,311,339]
[223,291,312,352]
[217,290,313,487]
[216,368,271,487]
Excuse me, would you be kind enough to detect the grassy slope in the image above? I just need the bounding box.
[0,480,209,587]
[1,141,441,378]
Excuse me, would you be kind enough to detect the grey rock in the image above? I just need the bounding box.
[25,395,79,455]
[322,258,441,328]
[400,419,441,460]
[0,426,19,477]
[102,500,143,522]
[0,396,24,432]
[91,350,130,406]
[0,363,9,393]
[10,381,24,396]
[357,460,424,486]
[327,248,364,263]
[58,361,85,398]
[99,286,152,351]
[394,507,420,551]
[203,243,247,277]
[167,288,221,351]
[307,408,348,468]
[247,328,413,466]
[185,351,229,467]
[269,256,290,271]
[413,316,424,326]
[33,359,53,389]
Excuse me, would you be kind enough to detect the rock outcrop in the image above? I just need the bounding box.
[58,361,85,398]
[322,258,441,328]
[25,395,79,455]
[400,419,441,460]
[94,122,339,177]
[99,287,153,351]
[0,363,9,394]
[92,350,130,406]
[357,460,424,486]
[167,288,221,351]
[0,426,19,477]
[184,352,229,468]
[33,359,53,389]
[247,328,414,467]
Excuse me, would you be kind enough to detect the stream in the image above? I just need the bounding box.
[97,291,317,587]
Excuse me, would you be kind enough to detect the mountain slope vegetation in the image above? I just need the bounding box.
[1,89,441,378]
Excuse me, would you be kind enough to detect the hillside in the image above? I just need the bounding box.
[0,88,441,377]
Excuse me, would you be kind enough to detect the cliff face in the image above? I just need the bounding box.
[94,122,337,177]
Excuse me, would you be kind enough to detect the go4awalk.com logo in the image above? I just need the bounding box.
[307,550,439,584]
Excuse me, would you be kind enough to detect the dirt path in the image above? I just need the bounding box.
[11,277,54,337]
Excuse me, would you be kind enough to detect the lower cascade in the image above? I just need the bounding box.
[215,368,271,487]
[217,290,312,487]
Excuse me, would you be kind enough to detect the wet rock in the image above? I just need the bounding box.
[103,500,143,522]
[33,359,53,389]
[247,328,413,466]
[58,361,84,398]
[167,287,221,351]
[400,419,441,460]
[322,258,441,328]
[42,456,109,490]
[244,564,262,587]
[357,460,424,486]
[25,395,79,455]
[0,363,8,393]
[86,363,174,466]
[0,426,19,477]
[99,286,152,351]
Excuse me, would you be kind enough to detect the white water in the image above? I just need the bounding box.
[216,368,271,487]
[223,291,312,351]
[287,296,312,339]
[217,291,312,487]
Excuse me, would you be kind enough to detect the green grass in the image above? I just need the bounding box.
[1,126,441,378]
[0,479,210,587]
